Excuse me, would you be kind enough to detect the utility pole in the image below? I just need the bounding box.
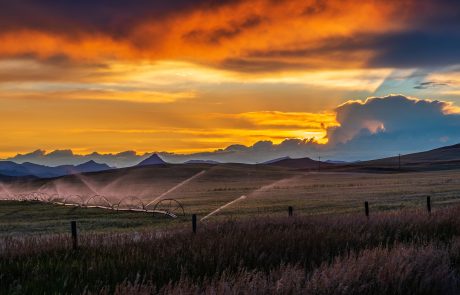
[318,155,321,172]
[398,154,401,171]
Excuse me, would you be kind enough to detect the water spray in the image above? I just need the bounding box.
[145,170,206,207]
[201,195,247,221]
[201,176,301,221]
[0,183,13,199]
[73,174,99,196]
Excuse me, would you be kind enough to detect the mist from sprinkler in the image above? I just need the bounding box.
[145,170,206,207]
[201,176,300,221]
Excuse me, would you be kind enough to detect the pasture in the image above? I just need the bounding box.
[2,165,460,294]
[1,165,460,235]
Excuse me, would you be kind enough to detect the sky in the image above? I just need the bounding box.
[1,0,460,165]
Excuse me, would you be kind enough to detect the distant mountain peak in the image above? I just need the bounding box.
[262,156,292,164]
[184,159,220,164]
[136,154,167,166]
[262,156,334,169]
[76,160,110,169]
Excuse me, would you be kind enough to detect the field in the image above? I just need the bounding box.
[2,165,460,235]
[2,165,460,294]
[2,207,460,294]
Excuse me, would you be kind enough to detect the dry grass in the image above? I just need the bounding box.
[3,167,460,236]
[2,207,460,294]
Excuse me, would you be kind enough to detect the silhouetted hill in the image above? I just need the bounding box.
[260,143,460,172]
[0,160,111,178]
[136,154,167,166]
[263,156,336,169]
[401,143,460,162]
[74,161,111,173]
[332,143,460,172]
[184,159,220,164]
[0,161,31,177]
[262,156,291,164]
[325,160,348,164]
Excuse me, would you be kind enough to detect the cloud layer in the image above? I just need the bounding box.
[1,2,460,161]
[0,0,459,72]
[5,95,460,166]
[326,95,460,159]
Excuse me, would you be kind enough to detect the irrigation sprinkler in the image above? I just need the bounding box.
[427,196,431,214]
[115,196,145,211]
[192,214,197,234]
[70,221,78,250]
[63,195,85,207]
[85,195,113,209]
[4,190,187,219]
[364,201,369,218]
[152,198,185,218]
[288,206,293,217]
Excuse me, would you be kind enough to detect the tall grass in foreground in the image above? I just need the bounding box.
[2,208,460,294]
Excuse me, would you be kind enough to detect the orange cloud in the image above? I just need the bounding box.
[0,0,414,71]
[2,0,459,159]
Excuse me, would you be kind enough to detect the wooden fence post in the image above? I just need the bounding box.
[427,196,431,214]
[192,214,197,234]
[70,221,78,250]
[288,206,293,217]
[364,201,369,218]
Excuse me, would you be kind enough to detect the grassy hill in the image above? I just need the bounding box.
[325,143,460,172]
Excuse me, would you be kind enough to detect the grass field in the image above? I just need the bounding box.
[2,207,460,294]
[0,201,185,236]
[2,166,460,294]
[2,165,460,235]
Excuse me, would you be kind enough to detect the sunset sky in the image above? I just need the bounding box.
[2,0,460,163]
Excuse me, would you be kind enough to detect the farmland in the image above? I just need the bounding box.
[2,164,460,235]
[2,206,460,294]
[2,165,460,294]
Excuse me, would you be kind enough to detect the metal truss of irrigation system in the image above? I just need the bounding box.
[0,192,185,218]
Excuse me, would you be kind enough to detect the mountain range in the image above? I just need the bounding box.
[1,143,460,179]
[263,156,336,169]
[0,154,170,178]
[0,160,112,178]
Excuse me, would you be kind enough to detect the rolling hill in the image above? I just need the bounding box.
[2,142,460,181]
[263,156,336,170]
[332,143,460,172]
[0,160,111,178]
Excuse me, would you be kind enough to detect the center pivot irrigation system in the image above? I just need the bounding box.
[4,192,185,218]
[2,170,209,218]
